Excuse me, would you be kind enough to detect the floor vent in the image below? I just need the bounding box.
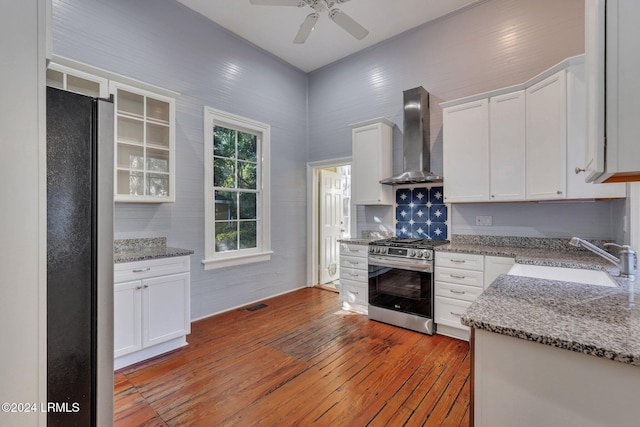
[246,303,268,312]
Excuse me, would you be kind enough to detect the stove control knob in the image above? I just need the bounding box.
[369,246,373,253]
[381,247,387,254]
[376,247,382,254]
[408,250,416,257]
[424,251,432,260]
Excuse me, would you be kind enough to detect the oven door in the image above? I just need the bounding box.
[368,256,434,318]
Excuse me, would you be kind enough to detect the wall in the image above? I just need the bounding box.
[0,0,46,425]
[52,0,309,319]
[308,0,625,240]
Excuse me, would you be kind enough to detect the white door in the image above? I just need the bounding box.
[142,272,190,348]
[114,280,142,358]
[442,99,490,203]
[319,169,343,285]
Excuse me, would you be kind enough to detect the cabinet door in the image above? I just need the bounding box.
[526,70,567,200]
[142,272,190,348]
[443,99,490,203]
[351,121,393,205]
[566,63,626,198]
[483,256,515,289]
[110,81,176,203]
[490,91,526,201]
[114,280,143,358]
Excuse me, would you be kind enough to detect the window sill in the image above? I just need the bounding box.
[201,250,273,270]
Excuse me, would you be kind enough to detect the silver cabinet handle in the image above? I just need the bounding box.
[450,274,466,279]
[135,286,142,290]
[349,261,360,265]
[143,284,149,289]
[132,267,151,273]
[450,259,465,263]
[351,291,359,295]
[450,289,466,294]
[450,312,463,317]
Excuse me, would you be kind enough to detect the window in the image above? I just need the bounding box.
[203,107,271,269]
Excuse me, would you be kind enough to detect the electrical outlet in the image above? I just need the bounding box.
[476,215,493,226]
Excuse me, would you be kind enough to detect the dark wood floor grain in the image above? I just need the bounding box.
[114,288,470,426]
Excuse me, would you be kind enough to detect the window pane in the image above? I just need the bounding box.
[214,157,235,188]
[213,126,235,158]
[239,192,257,219]
[146,173,169,197]
[215,221,238,252]
[239,221,257,249]
[237,161,257,189]
[215,191,237,220]
[238,132,257,162]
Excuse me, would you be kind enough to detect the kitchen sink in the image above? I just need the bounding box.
[507,264,618,287]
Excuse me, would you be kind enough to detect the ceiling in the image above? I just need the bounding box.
[176,0,483,72]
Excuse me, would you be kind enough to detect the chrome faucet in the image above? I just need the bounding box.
[569,237,637,279]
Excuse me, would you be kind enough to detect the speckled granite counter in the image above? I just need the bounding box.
[448,235,640,366]
[114,237,194,263]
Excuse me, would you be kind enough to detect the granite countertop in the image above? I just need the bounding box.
[448,235,640,366]
[114,237,194,263]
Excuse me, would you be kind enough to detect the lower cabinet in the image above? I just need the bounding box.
[339,242,369,314]
[114,256,191,369]
[435,252,514,341]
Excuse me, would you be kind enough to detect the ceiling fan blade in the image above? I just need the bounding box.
[293,13,319,44]
[329,8,368,40]
[250,0,305,6]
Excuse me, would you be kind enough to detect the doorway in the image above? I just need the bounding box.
[307,158,352,290]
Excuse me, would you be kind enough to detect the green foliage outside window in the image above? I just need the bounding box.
[213,125,259,252]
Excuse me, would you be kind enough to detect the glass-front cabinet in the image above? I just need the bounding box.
[110,82,175,202]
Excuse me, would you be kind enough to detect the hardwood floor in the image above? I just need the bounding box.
[114,288,470,426]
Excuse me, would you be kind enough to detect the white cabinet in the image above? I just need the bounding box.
[490,91,526,201]
[525,70,567,200]
[350,118,393,205]
[46,62,109,98]
[435,252,515,340]
[111,81,176,203]
[434,252,485,340]
[442,56,626,203]
[442,100,490,203]
[585,0,640,183]
[114,256,190,369]
[566,63,626,198]
[339,242,369,314]
[483,255,516,288]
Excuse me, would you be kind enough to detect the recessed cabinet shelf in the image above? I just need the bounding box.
[111,82,176,203]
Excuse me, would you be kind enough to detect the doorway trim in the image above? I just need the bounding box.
[306,157,352,287]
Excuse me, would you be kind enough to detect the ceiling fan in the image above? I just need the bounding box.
[249,0,369,44]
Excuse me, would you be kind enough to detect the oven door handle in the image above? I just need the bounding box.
[368,256,433,273]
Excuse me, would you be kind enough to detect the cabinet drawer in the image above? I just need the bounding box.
[114,255,190,283]
[435,281,484,302]
[340,267,368,283]
[340,255,368,271]
[435,296,471,330]
[435,252,484,270]
[435,267,484,288]
[340,279,368,305]
[340,243,369,258]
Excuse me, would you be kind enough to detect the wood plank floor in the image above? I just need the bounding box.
[114,288,470,426]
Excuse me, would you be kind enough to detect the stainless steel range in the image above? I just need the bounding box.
[368,237,449,335]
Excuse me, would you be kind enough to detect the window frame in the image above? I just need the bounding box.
[202,107,272,270]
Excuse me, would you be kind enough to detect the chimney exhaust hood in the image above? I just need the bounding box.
[380,86,443,185]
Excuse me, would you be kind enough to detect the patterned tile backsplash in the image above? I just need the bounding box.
[395,186,448,240]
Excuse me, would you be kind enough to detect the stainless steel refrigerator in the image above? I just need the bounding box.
[47,87,114,426]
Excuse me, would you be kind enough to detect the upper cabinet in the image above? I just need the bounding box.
[351,118,393,205]
[441,55,626,203]
[525,70,567,200]
[47,56,179,203]
[46,62,109,99]
[442,99,490,203]
[111,82,176,203]
[585,0,640,183]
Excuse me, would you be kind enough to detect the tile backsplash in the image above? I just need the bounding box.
[395,186,448,240]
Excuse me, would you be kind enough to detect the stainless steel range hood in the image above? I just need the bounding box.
[380,86,443,185]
